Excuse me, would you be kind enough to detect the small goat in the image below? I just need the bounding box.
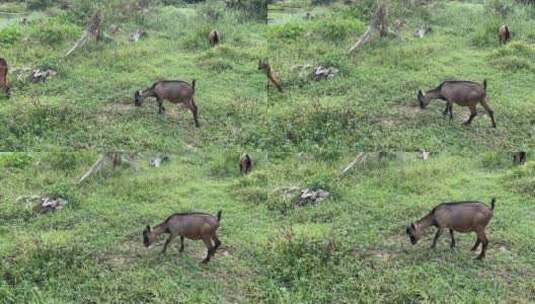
[418,80,496,128]
[0,58,10,98]
[239,153,252,174]
[258,59,283,93]
[498,25,510,45]
[513,152,527,165]
[406,198,495,260]
[208,30,220,46]
[135,80,199,127]
[143,211,222,264]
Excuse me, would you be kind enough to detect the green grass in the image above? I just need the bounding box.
[265,0,535,151]
[1,151,534,303]
[0,1,267,151]
[1,0,533,152]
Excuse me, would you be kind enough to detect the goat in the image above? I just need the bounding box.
[0,58,10,98]
[513,152,527,165]
[143,211,222,264]
[498,25,510,45]
[134,80,199,127]
[258,59,283,93]
[239,153,252,174]
[406,198,495,260]
[418,80,496,128]
[208,30,220,46]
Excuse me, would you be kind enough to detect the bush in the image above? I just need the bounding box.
[0,26,21,45]
[0,153,33,169]
[267,23,305,40]
[26,0,55,10]
[28,18,80,45]
[225,0,267,21]
[311,18,365,42]
[471,17,501,47]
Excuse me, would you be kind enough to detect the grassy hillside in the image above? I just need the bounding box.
[266,0,535,151]
[0,151,534,303]
[1,0,533,152]
[0,0,267,151]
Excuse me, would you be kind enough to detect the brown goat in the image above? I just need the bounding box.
[239,153,252,174]
[0,58,10,98]
[513,152,527,165]
[418,80,496,128]
[406,198,495,260]
[498,25,510,45]
[143,211,222,263]
[258,59,283,93]
[208,30,220,46]
[135,80,199,127]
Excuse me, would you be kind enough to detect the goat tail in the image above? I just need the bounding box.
[191,79,196,93]
[483,79,487,91]
[490,198,496,211]
[216,210,222,222]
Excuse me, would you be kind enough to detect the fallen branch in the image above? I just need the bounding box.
[347,26,371,54]
[348,3,387,54]
[65,11,102,57]
[340,152,366,176]
[78,153,106,184]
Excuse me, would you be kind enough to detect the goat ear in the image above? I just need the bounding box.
[410,223,416,230]
[146,225,151,232]
[417,90,423,97]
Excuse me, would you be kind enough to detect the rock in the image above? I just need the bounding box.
[312,66,338,81]
[108,24,120,35]
[37,197,68,214]
[294,188,330,207]
[30,69,57,83]
[418,149,429,160]
[149,156,169,167]
[129,29,146,42]
[413,26,432,38]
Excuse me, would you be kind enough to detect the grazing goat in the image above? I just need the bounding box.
[208,30,220,46]
[498,25,510,45]
[0,58,10,98]
[143,211,222,264]
[406,198,495,260]
[258,59,283,93]
[135,80,199,127]
[239,153,252,174]
[418,80,496,128]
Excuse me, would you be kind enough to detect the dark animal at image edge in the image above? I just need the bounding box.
[0,58,10,98]
[143,211,222,264]
[239,153,252,174]
[418,80,496,128]
[498,25,510,45]
[134,80,200,127]
[406,198,495,260]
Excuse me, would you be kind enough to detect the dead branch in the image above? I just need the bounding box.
[348,2,388,54]
[65,11,102,57]
[347,27,371,54]
[78,153,106,184]
[340,152,366,176]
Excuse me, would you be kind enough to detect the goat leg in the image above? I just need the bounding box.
[157,98,165,114]
[471,238,481,251]
[449,229,456,248]
[430,228,443,249]
[161,234,176,254]
[179,236,184,253]
[464,106,477,125]
[202,238,214,263]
